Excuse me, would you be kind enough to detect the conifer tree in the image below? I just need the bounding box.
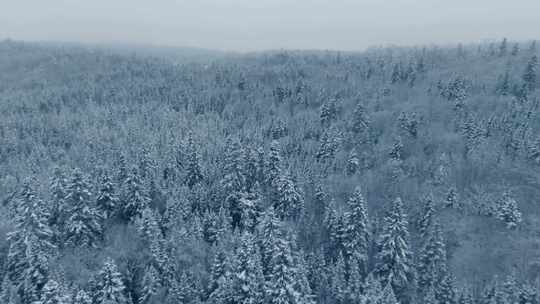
[208,247,229,297]
[417,193,435,239]
[329,253,347,304]
[436,274,456,304]
[380,283,399,304]
[266,231,307,304]
[121,168,150,221]
[320,98,338,126]
[6,180,55,290]
[523,55,538,91]
[73,290,92,304]
[49,166,67,228]
[22,238,51,304]
[221,137,246,193]
[363,273,383,304]
[346,149,360,176]
[139,265,160,304]
[258,207,281,277]
[417,222,447,291]
[275,173,304,221]
[342,186,370,272]
[375,197,413,301]
[64,168,102,248]
[495,192,522,229]
[36,280,68,304]
[96,172,119,219]
[231,232,265,304]
[94,258,131,304]
[185,133,204,188]
[266,140,283,188]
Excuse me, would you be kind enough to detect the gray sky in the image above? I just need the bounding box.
[1,0,539,52]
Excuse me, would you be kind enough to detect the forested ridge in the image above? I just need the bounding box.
[0,38,539,304]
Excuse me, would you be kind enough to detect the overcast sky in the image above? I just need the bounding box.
[1,0,539,52]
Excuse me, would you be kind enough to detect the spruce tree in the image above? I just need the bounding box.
[363,273,383,304]
[342,186,370,272]
[231,232,265,304]
[94,258,131,304]
[329,253,347,304]
[266,140,283,188]
[417,221,447,291]
[495,192,522,229]
[139,265,160,304]
[275,173,304,221]
[73,290,92,304]
[6,180,55,289]
[96,172,119,219]
[49,166,67,229]
[121,168,150,221]
[375,197,413,301]
[417,193,435,239]
[36,280,68,304]
[258,207,281,277]
[523,55,538,91]
[185,133,204,188]
[265,231,306,304]
[64,168,102,248]
[380,283,399,304]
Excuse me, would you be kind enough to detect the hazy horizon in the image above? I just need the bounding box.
[2,0,540,52]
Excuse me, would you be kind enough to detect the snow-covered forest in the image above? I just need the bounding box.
[0,38,539,304]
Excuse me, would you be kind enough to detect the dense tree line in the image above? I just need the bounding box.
[0,38,539,303]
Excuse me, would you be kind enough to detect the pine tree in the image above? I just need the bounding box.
[36,280,68,304]
[96,172,119,219]
[121,168,150,221]
[185,133,204,188]
[94,258,131,304]
[329,254,347,304]
[375,197,413,301]
[73,290,92,304]
[231,232,265,304]
[168,271,199,304]
[64,168,102,248]
[342,186,370,272]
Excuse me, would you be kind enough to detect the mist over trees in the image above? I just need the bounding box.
[0,38,539,304]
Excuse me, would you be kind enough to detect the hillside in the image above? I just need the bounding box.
[0,39,539,304]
